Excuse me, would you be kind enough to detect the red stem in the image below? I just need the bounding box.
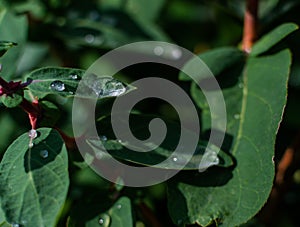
[242,0,259,53]
[20,98,40,129]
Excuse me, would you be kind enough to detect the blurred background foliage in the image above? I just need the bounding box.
[1,0,300,226]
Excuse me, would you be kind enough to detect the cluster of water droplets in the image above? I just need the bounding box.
[198,148,220,172]
[82,74,127,98]
[49,73,126,99]
[28,129,37,148]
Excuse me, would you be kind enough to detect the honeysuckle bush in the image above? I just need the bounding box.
[0,1,300,227]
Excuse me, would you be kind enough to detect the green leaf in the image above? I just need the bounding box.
[0,10,27,80]
[91,114,233,170]
[0,41,16,57]
[0,222,12,227]
[26,67,85,98]
[251,23,298,56]
[0,128,69,227]
[86,139,232,170]
[0,92,23,108]
[179,47,245,81]
[68,197,133,227]
[26,67,133,99]
[39,100,61,127]
[108,197,133,227]
[168,49,291,226]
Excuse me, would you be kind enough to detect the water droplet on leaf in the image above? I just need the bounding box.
[69,74,79,80]
[28,129,37,139]
[50,81,65,92]
[98,213,110,226]
[100,135,107,141]
[172,156,178,162]
[28,129,37,148]
[198,150,220,172]
[234,114,240,119]
[154,46,164,56]
[103,79,126,97]
[83,75,126,97]
[116,204,122,209]
[40,150,49,158]
[85,34,95,44]
[171,48,182,59]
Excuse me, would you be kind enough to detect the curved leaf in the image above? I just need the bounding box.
[0,128,69,227]
[91,114,233,170]
[168,49,291,226]
[0,92,22,108]
[0,41,16,57]
[26,67,85,98]
[26,67,133,99]
[68,197,133,227]
[0,10,27,80]
[251,23,298,56]
[179,47,245,81]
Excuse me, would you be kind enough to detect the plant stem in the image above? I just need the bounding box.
[20,98,40,129]
[242,0,259,53]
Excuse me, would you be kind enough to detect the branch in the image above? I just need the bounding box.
[242,0,259,53]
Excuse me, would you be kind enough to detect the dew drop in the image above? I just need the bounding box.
[12,224,20,227]
[172,156,178,162]
[154,46,164,56]
[171,48,182,59]
[84,75,126,97]
[198,150,220,172]
[116,204,122,209]
[100,135,107,141]
[103,79,126,97]
[29,142,34,148]
[98,213,110,226]
[117,139,122,143]
[234,114,240,119]
[40,150,49,158]
[85,34,95,44]
[50,80,65,92]
[28,129,37,148]
[28,129,37,139]
[69,74,78,80]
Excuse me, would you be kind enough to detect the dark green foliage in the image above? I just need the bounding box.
[0,1,300,226]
